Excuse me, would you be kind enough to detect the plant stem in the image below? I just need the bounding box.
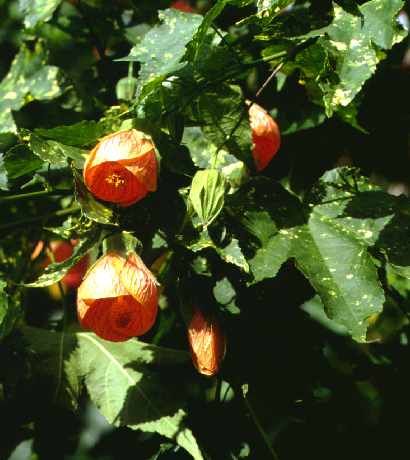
[211,24,244,67]
[214,376,222,403]
[242,390,280,460]
[244,51,289,67]
[46,246,69,404]
[0,205,80,232]
[214,57,286,157]
[255,61,285,98]
[0,189,71,204]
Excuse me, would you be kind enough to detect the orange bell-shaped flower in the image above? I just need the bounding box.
[83,129,158,207]
[248,102,281,172]
[77,251,158,342]
[187,307,226,376]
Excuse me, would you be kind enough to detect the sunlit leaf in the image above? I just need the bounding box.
[19,0,62,28]
[23,327,204,459]
[0,45,62,135]
[189,169,226,228]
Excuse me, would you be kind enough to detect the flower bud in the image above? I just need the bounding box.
[187,307,226,376]
[248,102,281,172]
[77,251,158,342]
[83,129,158,207]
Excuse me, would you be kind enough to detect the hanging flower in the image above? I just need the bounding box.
[171,0,195,13]
[248,102,281,171]
[187,307,226,376]
[83,129,158,207]
[77,251,158,342]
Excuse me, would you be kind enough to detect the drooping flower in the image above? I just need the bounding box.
[171,0,195,13]
[83,129,158,207]
[77,251,158,342]
[248,102,281,171]
[187,307,226,376]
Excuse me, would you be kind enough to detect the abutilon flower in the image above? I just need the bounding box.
[187,307,226,376]
[77,251,158,342]
[83,129,158,207]
[248,102,281,172]
[171,0,195,13]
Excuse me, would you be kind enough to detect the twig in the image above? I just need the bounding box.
[46,245,69,404]
[0,189,71,204]
[255,61,285,98]
[160,49,289,120]
[213,58,285,158]
[211,24,243,67]
[242,389,280,460]
[214,376,222,403]
[0,205,80,232]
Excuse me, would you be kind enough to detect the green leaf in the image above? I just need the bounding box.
[360,0,406,49]
[278,104,326,135]
[290,168,396,341]
[228,178,303,283]
[2,145,44,182]
[229,170,395,341]
[0,277,20,342]
[217,238,249,273]
[30,134,86,168]
[303,1,407,115]
[188,0,228,58]
[124,9,202,96]
[291,211,384,342]
[23,326,204,459]
[25,229,101,287]
[187,230,249,272]
[336,102,368,133]
[0,45,62,135]
[189,169,226,228]
[248,233,291,284]
[34,120,111,148]
[318,10,378,114]
[103,231,142,256]
[72,333,200,456]
[116,76,138,101]
[19,0,62,28]
[198,85,253,167]
[301,295,349,336]
[237,0,294,26]
[213,277,240,314]
[73,169,117,226]
[0,279,10,339]
[306,168,395,246]
[45,216,84,240]
[21,325,80,406]
[0,155,9,191]
[183,127,248,190]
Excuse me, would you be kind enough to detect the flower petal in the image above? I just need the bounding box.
[119,252,159,312]
[248,103,281,171]
[77,252,128,301]
[84,161,148,206]
[78,295,152,341]
[187,308,226,376]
